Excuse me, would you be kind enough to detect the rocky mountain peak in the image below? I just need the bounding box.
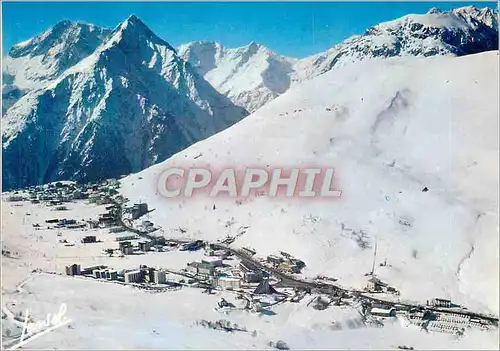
[427,7,442,15]
[9,20,110,59]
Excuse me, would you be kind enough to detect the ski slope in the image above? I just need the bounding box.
[120,51,499,316]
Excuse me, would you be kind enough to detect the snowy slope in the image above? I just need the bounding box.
[179,41,297,112]
[120,51,499,315]
[2,15,248,190]
[2,21,110,112]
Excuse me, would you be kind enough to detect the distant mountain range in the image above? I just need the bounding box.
[180,6,498,112]
[2,5,498,190]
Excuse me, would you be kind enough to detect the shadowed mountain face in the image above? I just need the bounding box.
[2,15,248,190]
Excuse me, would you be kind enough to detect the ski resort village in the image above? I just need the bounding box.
[1,3,499,350]
[2,174,499,349]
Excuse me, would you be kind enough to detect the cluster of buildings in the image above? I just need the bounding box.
[365,276,400,295]
[123,266,171,284]
[265,251,306,274]
[70,240,273,294]
[406,307,493,333]
[361,297,496,335]
[116,239,152,255]
[138,220,156,232]
[65,263,174,286]
[186,257,222,280]
[6,179,123,206]
[123,203,149,220]
[427,298,453,308]
[41,217,89,231]
[183,248,267,292]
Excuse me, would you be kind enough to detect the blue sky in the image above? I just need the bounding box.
[2,1,497,58]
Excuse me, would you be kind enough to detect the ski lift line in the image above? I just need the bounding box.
[370,237,378,276]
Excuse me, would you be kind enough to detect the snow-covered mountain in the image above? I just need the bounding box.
[2,21,111,112]
[120,51,499,315]
[2,5,497,189]
[293,6,499,81]
[180,6,498,111]
[2,15,248,190]
[178,41,297,112]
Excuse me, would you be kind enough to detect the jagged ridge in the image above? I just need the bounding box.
[2,15,248,190]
